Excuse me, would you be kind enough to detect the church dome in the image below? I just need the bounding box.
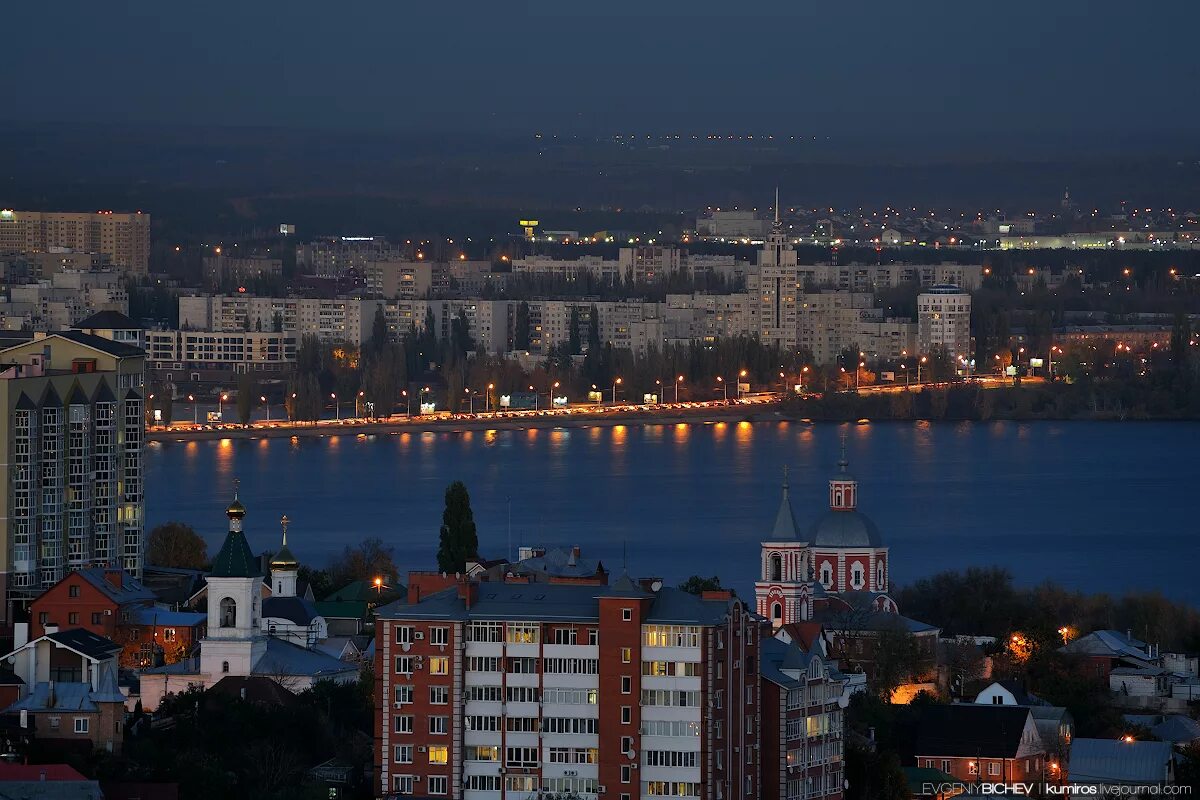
[809,509,883,548]
[270,545,299,570]
[226,498,247,520]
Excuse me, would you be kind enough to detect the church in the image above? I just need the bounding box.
[755,451,898,628]
[138,494,357,710]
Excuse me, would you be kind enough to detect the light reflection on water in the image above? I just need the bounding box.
[148,421,1199,604]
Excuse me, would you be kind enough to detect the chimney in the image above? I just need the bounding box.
[701,589,734,601]
[568,547,580,567]
[457,582,479,610]
[104,569,123,589]
[407,584,421,605]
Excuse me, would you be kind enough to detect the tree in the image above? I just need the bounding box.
[568,305,582,355]
[147,522,207,569]
[369,305,389,354]
[327,538,399,589]
[272,311,284,333]
[437,481,478,573]
[514,301,531,351]
[236,373,258,426]
[872,620,925,700]
[679,576,723,595]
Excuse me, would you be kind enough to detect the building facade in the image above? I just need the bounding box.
[145,329,298,378]
[0,332,145,620]
[917,285,971,359]
[0,210,150,275]
[179,295,373,347]
[375,578,761,800]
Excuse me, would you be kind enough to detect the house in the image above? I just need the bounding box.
[974,679,1041,706]
[1110,665,1170,698]
[909,704,1049,784]
[1060,629,1160,680]
[1123,714,1200,748]
[0,629,127,754]
[28,567,206,669]
[1028,705,1075,762]
[0,763,103,800]
[1067,738,1175,786]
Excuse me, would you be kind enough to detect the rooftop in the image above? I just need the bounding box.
[73,567,156,606]
[911,704,1033,759]
[1068,738,1174,785]
[72,310,140,330]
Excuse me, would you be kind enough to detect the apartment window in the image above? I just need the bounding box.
[393,745,413,763]
[621,676,632,694]
[428,745,448,765]
[429,686,449,705]
[467,656,501,672]
[68,585,80,598]
[506,747,539,766]
[466,745,500,761]
[506,622,540,644]
[394,685,413,704]
[74,717,89,734]
[428,776,447,795]
[507,656,539,673]
[968,761,979,775]
[642,625,701,648]
[622,608,632,621]
[91,613,102,625]
[394,625,413,644]
[429,656,448,675]
[430,627,449,645]
[394,656,413,675]
[988,762,1001,777]
[621,765,631,784]
[588,628,599,645]
[941,760,951,773]
[544,657,599,674]
[393,715,413,734]
[621,736,633,754]
[553,627,578,645]
[467,621,502,642]
[505,717,541,733]
[429,716,448,734]
[466,716,501,732]
[621,706,632,724]
[505,686,540,703]
[38,612,48,626]
[68,613,79,625]
[621,647,632,663]
[392,775,414,794]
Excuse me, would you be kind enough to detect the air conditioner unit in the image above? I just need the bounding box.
[393,700,405,709]
[630,763,639,770]
[414,631,425,640]
[597,786,606,794]
[418,746,427,753]
[103,609,112,616]
[414,656,424,667]
[498,768,506,775]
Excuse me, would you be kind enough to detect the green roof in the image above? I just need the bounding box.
[903,766,957,794]
[270,544,299,569]
[210,530,261,578]
[325,580,371,603]
[314,600,369,621]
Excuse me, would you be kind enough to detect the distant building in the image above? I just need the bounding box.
[910,704,1048,785]
[749,203,801,350]
[202,254,283,286]
[296,237,405,279]
[0,271,128,332]
[917,285,971,359]
[618,246,682,283]
[696,209,771,240]
[145,329,298,382]
[0,210,150,275]
[178,295,374,347]
[1068,738,1174,787]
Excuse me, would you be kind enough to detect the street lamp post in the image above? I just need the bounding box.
[357,390,365,418]
[219,393,228,419]
[529,385,538,412]
[261,395,269,422]
[551,381,560,410]
[901,364,909,387]
[467,388,475,415]
[486,383,494,412]
[331,392,339,421]
[612,377,622,405]
[857,361,865,391]
[716,376,727,401]
[402,390,410,417]
[655,379,662,404]
[675,375,683,403]
[801,365,809,393]
[188,394,197,424]
[738,369,747,399]
[918,356,927,384]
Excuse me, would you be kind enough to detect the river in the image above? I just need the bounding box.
[144,420,1199,605]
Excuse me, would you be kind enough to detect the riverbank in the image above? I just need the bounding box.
[146,401,787,441]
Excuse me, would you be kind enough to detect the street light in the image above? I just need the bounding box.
[675,375,683,403]
[918,356,927,384]
[738,369,747,399]
[612,377,622,405]
[901,363,909,387]
[260,395,269,422]
[357,390,365,418]
[529,385,538,412]
[800,365,809,393]
[486,383,494,412]
[331,392,338,421]
[716,376,727,401]
[402,389,410,417]
[188,394,197,424]
[857,361,865,391]
[219,393,228,418]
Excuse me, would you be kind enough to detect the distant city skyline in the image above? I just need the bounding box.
[4,0,1200,150]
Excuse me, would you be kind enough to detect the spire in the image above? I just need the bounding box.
[829,435,857,511]
[774,186,781,226]
[838,432,849,473]
[271,514,299,570]
[212,489,261,578]
[769,466,801,540]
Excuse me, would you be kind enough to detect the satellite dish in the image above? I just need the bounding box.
[401,642,411,653]
[650,581,662,592]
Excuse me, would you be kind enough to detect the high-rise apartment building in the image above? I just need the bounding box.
[0,210,150,275]
[0,331,146,621]
[179,295,374,347]
[749,199,800,351]
[917,285,972,359]
[375,579,761,800]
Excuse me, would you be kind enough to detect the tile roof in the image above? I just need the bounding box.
[510,547,606,579]
[125,606,207,628]
[143,638,357,680]
[263,596,320,626]
[210,529,261,578]
[7,682,98,713]
[53,330,144,358]
[379,581,739,626]
[74,567,156,605]
[42,629,122,662]
[912,704,1035,758]
[314,600,369,621]
[0,780,103,799]
[1061,630,1150,660]
[72,311,140,330]
[1068,738,1174,784]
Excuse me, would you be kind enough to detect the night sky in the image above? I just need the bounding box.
[5,1,1199,145]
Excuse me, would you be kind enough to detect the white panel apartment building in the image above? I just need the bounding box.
[179,296,373,347]
[145,330,298,375]
[917,285,972,359]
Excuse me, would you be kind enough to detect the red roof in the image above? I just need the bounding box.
[0,763,87,781]
[778,622,825,652]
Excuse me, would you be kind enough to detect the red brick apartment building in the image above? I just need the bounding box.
[374,575,761,800]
